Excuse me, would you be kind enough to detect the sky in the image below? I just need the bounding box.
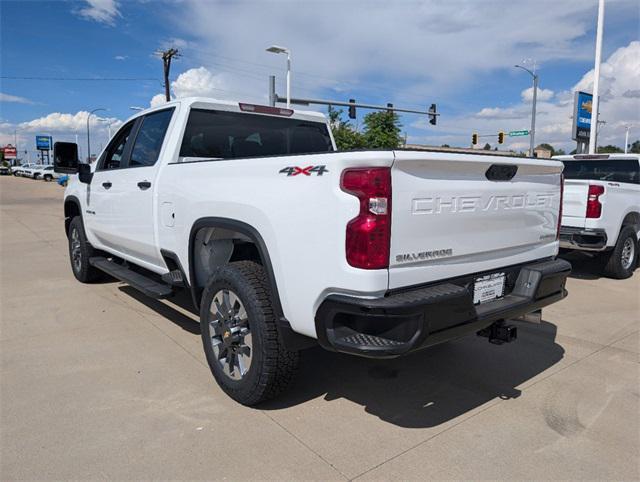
[1,0,639,161]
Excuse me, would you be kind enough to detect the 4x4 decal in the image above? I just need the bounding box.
[279,165,328,176]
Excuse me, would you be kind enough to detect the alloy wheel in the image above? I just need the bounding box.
[208,289,252,380]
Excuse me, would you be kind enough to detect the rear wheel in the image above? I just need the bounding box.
[602,226,637,279]
[68,216,103,283]
[200,261,299,406]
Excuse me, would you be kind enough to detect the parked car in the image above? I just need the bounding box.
[11,163,34,176]
[33,165,59,181]
[22,164,45,179]
[55,97,570,405]
[0,164,10,175]
[555,153,640,279]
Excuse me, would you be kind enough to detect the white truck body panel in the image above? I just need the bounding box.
[63,97,566,340]
[555,155,640,249]
[388,151,561,289]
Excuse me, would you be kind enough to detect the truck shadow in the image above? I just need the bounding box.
[559,251,603,280]
[117,285,564,429]
[262,321,564,428]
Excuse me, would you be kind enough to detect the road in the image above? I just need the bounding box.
[1,176,638,480]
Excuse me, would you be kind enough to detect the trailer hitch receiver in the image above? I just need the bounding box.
[477,320,517,345]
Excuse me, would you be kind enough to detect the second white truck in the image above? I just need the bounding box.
[54,97,570,405]
[556,154,639,279]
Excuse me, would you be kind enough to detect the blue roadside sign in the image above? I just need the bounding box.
[36,135,53,150]
[572,91,592,141]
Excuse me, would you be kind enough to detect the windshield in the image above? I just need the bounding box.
[562,159,639,184]
[179,109,334,159]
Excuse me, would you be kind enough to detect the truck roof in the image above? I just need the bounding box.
[127,96,327,124]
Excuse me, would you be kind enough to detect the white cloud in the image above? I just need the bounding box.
[148,66,260,106]
[414,41,640,152]
[114,55,127,61]
[75,0,120,26]
[150,94,168,108]
[18,111,121,133]
[521,87,554,102]
[0,93,34,104]
[171,67,235,99]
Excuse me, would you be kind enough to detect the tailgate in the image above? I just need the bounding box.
[561,180,588,228]
[389,150,563,289]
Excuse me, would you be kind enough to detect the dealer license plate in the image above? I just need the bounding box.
[473,272,506,305]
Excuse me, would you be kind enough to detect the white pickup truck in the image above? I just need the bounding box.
[54,97,570,405]
[556,154,639,279]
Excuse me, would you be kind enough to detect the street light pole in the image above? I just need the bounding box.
[624,125,631,154]
[86,108,106,163]
[515,64,538,157]
[266,45,291,108]
[589,0,605,154]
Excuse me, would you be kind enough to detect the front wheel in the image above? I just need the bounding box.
[200,261,299,406]
[43,174,53,182]
[67,216,103,283]
[602,226,638,279]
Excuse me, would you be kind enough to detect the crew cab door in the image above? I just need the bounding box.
[89,108,174,267]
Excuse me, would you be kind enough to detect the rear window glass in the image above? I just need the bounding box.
[562,159,639,184]
[179,109,334,159]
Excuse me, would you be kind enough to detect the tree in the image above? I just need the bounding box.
[555,148,566,156]
[483,143,491,150]
[629,139,640,154]
[441,144,451,148]
[328,109,366,150]
[362,110,402,149]
[597,144,623,153]
[536,143,556,156]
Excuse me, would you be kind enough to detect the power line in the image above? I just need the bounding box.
[1,76,158,81]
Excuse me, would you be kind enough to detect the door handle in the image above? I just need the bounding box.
[102,182,112,189]
[137,181,151,190]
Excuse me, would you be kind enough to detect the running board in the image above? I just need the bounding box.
[89,257,174,299]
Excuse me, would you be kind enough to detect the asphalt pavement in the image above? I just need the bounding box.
[1,176,638,480]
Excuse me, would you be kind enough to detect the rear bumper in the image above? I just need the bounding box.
[315,258,571,358]
[559,226,608,251]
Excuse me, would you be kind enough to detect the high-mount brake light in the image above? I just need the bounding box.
[340,167,392,269]
[586,184,605,218]
[238,103,294,117]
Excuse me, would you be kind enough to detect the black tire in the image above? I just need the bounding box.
[44,174,53,182]
[199,261,299,406]
[33,174,40,180]
[602,225,638,279]
[67,216,103,283]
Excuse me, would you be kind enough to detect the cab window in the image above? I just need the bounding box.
[129,109,174,168]
[99,121,134,170]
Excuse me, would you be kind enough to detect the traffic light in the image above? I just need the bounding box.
[348,99,356,119]
[498,131,505,144]
[472,133,478,145]
[428,103,437,125]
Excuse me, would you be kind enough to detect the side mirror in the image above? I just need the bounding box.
[78,163,93,184]
[53,142,79,174]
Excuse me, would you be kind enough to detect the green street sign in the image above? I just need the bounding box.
[509,130,530,137]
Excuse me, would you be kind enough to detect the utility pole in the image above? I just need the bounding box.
[589,0,605,154]
[157,48,180,102]
[515,62,538,157]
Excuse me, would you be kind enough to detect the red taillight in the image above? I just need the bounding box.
[586,184,605,218]
[557,174,564,240]
[341,167,391,269]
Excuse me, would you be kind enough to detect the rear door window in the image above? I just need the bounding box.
[179,109,334,160]
[562,159,640,184]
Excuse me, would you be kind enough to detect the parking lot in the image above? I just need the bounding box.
[1,175,638,480]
